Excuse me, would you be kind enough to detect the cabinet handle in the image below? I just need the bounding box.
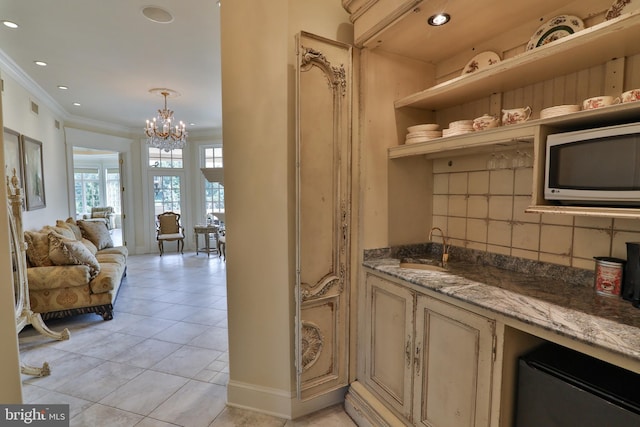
[405,337,411,368]
[414,344,421,374]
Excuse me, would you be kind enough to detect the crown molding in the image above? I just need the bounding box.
[0,48,69,120]
[1,49,221,141]
[64,114,139,138]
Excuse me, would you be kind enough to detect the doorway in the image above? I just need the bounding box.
[72,147,124,246]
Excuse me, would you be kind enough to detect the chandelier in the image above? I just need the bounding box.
[145,88,188,152]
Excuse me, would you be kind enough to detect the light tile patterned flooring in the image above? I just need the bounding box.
[19,253,356,426]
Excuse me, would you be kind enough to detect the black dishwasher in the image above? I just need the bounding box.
[515,342,640,427]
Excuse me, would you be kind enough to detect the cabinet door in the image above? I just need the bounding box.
[414,297,495,427]
[295,31,353,400]
[365,274,415,420]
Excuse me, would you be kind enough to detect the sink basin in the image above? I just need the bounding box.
[399,262,447,272]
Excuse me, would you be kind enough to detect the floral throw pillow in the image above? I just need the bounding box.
[44,224,76,241]
[62,218,83,240]
[48,233,101,279]
[24,231,54,267]
[78,220,114,250]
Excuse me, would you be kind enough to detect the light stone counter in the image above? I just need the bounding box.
[364,254,640,362]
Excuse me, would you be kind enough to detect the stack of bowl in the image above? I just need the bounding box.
[443,120,474,137]
[405,124,442,144]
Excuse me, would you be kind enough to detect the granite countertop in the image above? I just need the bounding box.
[363,245,640,362]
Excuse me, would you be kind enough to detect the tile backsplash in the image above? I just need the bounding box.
[431,148,640,270]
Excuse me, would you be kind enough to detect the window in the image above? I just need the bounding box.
[106,168,121,214]
[205,181,225,218]
[153,175,182,215]
[149,147,183,168]
[204,147,223,168]
[74,168,100,215]
[202,146,224,222]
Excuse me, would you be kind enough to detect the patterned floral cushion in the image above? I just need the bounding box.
[82,238,98,255]
[78,220,113,250]
[64,218,83,240]
[24,231,54,267]
[48,233,101,279]
[44,224,76,241]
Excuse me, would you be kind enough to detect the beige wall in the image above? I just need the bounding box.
[1,72,71,230]
[221,0,351,418]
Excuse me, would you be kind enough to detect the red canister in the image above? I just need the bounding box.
[594,257,625,297]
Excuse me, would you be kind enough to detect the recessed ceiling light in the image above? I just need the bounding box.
[141,6,174,23]
[73,102,81,106]
[57,85,68,90]
[189,122,196,126]
[34,60,47,67]
[428,13,450,26]
[2,20,18,29]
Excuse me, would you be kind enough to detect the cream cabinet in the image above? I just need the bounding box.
[413,296,495,427]
[363,272,495,426]
[365,273,415,420]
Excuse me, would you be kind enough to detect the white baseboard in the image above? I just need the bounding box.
[227,379,347,420]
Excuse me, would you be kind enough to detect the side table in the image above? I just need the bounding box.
[194,224,219,257]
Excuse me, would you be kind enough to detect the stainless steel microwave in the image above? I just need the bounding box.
[545,122,640,206]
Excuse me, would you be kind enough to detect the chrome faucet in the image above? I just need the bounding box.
[429,227,450,267]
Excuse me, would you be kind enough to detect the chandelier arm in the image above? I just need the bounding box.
[144,89,188,151]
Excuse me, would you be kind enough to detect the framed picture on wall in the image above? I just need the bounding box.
[21,135,46,210]
[3,127,22,187]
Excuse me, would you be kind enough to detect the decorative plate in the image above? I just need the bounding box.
[606,0,640,20]
[526,15,584,51]
[540,104,580,119]
[462,51,501,75]
[407,123,439,133]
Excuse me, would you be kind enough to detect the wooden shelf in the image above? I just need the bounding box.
[389,101,640,160]
[389,123,536,159]
[394,11,640,111]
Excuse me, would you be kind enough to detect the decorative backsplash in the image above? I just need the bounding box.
[429,148,640,271]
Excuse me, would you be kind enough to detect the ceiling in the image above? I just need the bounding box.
[0,0,221,136]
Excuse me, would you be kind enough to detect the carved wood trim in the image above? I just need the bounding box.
[301,321,324,372]
[342,0,379,21]
[296,32,352,400]
[300,47,347,97]
[301,269,345,301]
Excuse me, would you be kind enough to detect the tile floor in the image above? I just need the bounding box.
[19,253,356,427]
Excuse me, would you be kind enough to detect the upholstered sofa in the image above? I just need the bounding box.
[24,218,127,321]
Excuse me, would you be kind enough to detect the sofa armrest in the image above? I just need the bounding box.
[27,265,91,291]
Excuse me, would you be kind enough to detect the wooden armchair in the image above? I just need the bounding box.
[83,206,115,229]
[156,211,185,256]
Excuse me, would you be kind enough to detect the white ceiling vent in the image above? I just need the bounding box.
[30,100,39,115]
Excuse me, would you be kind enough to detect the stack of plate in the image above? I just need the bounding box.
[443,120,475,137]
[540,104,580,119]
[405,124,442,144]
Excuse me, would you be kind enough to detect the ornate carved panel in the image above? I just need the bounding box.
[296,31,352,400]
